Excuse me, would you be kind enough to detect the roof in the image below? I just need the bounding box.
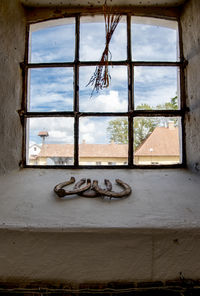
[29,143,41,149]
[38,143,128,158]
[37,125,179,158]
[135,126,179,156]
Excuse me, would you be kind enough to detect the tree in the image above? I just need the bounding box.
[134,117,158,149]
[106,96,178,149]
[107,118,128,144]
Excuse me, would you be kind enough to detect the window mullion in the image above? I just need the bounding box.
[127,14,133,166]
[74,15,80,167]
[178,19,186,166]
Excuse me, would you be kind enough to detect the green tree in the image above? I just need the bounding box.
[134,117,158,149]
[157,95,178,110]
[106,97,178,149]
[107,118,128,144]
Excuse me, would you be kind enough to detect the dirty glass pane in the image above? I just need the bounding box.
[79,117,128,165]
[29,18,75,63]
[134,66,179,110]
[134,117,182,165]
[79,66,128,112]
[80,15,127,61]
[131,17,179,61]
[28,68,73,112]
[27,117,74,165]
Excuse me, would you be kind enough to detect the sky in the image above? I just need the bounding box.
[28,16,179,148]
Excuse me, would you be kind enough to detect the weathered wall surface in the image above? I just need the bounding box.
[0,168,199,283]
[181,0,200,173]
[0,229,200,284]
[0,0,200,286]
[0,0,25,175]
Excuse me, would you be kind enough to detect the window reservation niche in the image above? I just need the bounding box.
[22,14,185,168]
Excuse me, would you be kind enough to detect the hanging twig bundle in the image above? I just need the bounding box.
[86,3,122,97]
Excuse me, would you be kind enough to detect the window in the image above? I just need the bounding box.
[21,14,185,168]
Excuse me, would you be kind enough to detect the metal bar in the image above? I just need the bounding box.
[178,18,187,167]
[26,61,181,68]
[27,62,74,68]
[74,15,80,166]
[132,110,184,116]
[128,116,133,166]
[127,14,133,111]
[23,110,185,118]
[127,15,133,166]
[132,61,181,67]
[25,163,185,169]
[21,24,30,167]
[24,112,75,117]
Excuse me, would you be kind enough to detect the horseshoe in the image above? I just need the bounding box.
[74,179,112,198]
[93,179,131,198]
[54,177,91,197]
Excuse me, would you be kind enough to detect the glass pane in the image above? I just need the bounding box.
[134,67,179,110]
[28,68,73,112]
[134,117,182,165]
[29,18,75,63]
[79,66,128,112]
[131,17,179,62]
[80,16,105,61]
[79,117,128,165]
[27,117,74,165]
[80,16,127,61]
[109,15,127,61]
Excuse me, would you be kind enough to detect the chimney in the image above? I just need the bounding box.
[168,121,175,130]
[38,131,49,144]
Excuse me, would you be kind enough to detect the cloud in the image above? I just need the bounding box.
[131,19,178,61]
[30,23,75,63]
[28,16,179,146]
[79,117,114,144]
[79,65,128,106]
[80,90,127,112]
[134,67,178,107]
[29,117,74,144]
[29,68,73,111]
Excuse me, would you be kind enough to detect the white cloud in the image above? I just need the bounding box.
[134,67,178,107]
[79,117,110,144]
[80,90,127,112]
[29,117,74,144]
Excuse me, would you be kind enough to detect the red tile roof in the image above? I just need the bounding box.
[135,126,179,156]
[37,125,179,158]
[38,143,128,158]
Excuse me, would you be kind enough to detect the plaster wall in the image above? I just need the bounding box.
[181,0,200,173]
[0,0,25,175]
[0,0,200,286]
[0,168,199,283]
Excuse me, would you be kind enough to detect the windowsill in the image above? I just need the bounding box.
[0,168,200,232]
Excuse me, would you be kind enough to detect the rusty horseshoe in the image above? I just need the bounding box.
[54,177,91,198]
[93,179,131,198]
[74,178,112,198]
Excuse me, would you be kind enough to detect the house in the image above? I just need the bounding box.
[32,122,180,166]
[134,121,180,165]
[30,142,128,165]
[28,143,41,164]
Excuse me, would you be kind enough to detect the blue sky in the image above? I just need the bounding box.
[28,16,179,147]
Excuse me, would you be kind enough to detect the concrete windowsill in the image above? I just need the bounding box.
[0,168,199,232]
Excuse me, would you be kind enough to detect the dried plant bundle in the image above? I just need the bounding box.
[86,4,122,97]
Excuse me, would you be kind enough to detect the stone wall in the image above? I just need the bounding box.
[181,0,200,173]
[0,0,25,175]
